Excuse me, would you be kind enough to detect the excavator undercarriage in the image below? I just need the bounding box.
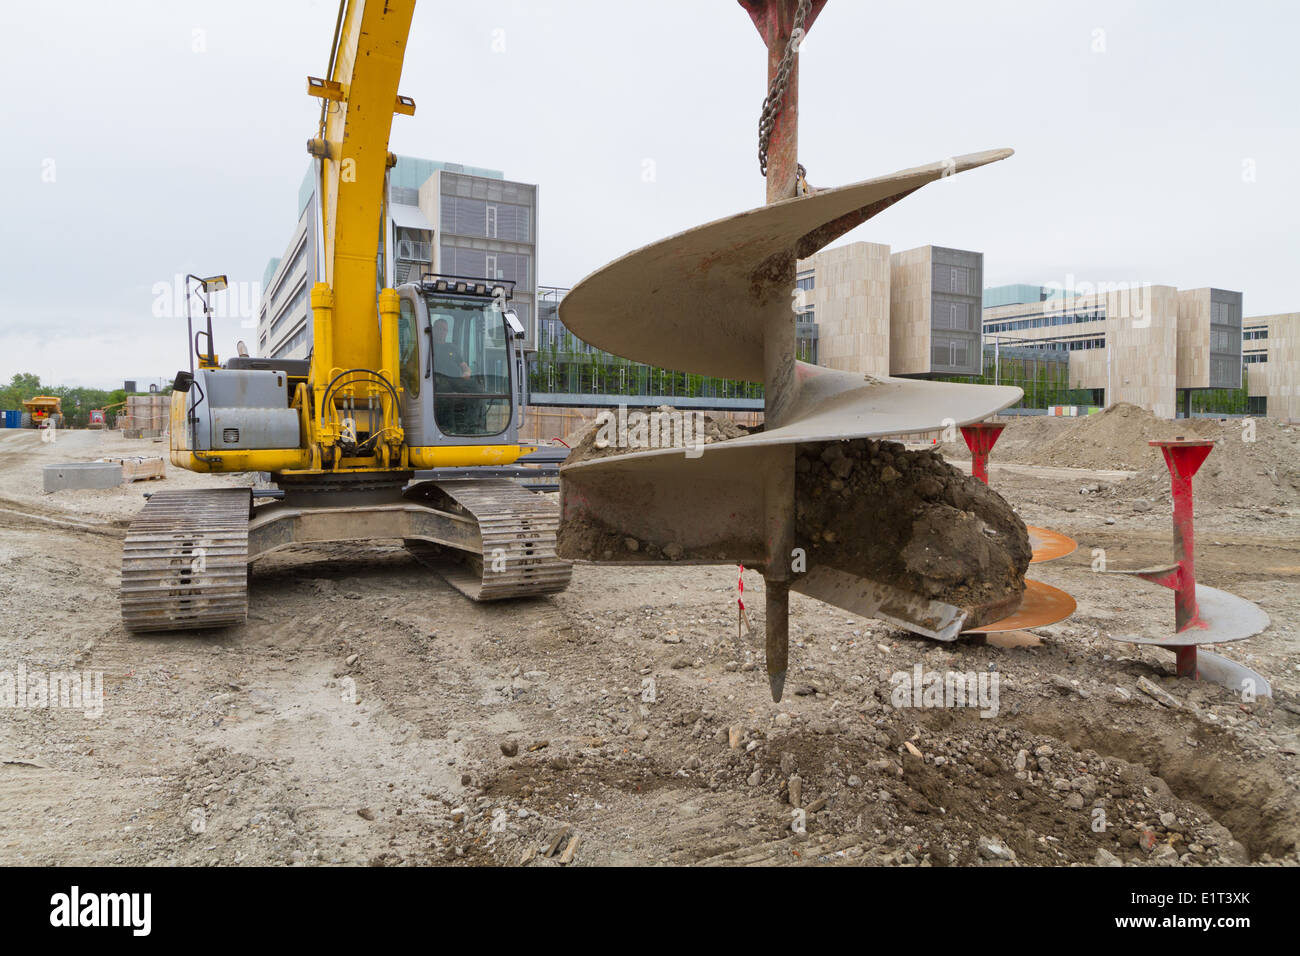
[121,475,570,633]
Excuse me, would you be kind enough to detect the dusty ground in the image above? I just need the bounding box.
[0,418,1297,867]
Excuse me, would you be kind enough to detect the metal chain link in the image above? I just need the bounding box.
[758,0,812,177]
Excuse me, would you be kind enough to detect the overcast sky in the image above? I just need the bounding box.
[2,0,1296,389]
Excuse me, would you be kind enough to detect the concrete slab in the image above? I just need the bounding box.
[43,462,123,493]
[100,457,166,482]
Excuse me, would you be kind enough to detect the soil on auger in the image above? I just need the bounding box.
[795,438,1031,618]
[561,410,1031,621]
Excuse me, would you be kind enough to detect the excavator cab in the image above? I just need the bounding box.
[396,274,527,449]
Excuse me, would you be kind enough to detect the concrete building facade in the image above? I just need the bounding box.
[1244,313,1300,420]
[1176,288,1244,391]
[794,242,891,376]
[982,286,1182,418]
[791,242,982,379]
[889,246,983,377]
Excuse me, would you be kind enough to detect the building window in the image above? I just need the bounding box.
[485,205,498,238]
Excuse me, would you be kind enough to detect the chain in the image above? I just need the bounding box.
[758,0,811,178]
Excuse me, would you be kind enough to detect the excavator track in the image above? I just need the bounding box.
[405,479,571,600]
[121,488,252,633]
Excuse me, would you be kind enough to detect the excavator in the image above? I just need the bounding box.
[120,0,571,631]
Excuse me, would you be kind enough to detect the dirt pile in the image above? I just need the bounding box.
[1014,403,1300,508]
[939,405,1300,509]
[938,416,1072,462]
[1019,404,1202,471]
[796,439,1030,621]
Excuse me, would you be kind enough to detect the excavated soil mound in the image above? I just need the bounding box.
[939,404,1300,509]
[1021,403,1203,471]
[796,439,1030,622]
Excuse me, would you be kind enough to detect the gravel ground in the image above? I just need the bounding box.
[0,425,1296,867]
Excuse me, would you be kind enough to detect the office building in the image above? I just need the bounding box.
[258,155,539,360]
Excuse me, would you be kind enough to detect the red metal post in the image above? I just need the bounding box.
[960,422,1006,485]
[1149,439,1213,678]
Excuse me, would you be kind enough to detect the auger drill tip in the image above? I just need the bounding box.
[768,670,786,703]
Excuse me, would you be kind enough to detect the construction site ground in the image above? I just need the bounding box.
[1,410,1297,867]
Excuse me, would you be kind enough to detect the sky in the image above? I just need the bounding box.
[1,0,1297,389]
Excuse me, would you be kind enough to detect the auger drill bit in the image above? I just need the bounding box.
[556,0,1035,703]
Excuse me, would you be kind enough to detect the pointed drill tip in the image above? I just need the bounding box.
[768,670,786,703]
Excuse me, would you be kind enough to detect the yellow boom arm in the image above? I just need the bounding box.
[305,0,416,462]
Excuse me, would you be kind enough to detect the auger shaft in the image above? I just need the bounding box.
[742,0,827,700]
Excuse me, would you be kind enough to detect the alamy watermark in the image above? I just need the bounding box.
[890,663,1000,718]
[593,405,705,459]
[0,663,104,718]
[151,273,261,329]
[1041,273,1153,328]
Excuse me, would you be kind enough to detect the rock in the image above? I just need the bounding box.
[1064,792,1084,810]
[623,537,640,552]
[788,775,803,807]
[1095,848,1123,867]
[664,543,684,561]
[345,654,359,666]
[1136,677,1181,709]
[500,739,519,757]
[747,768,763,787]
[1104,517,1116,525]
[1049,675,1076,695]
[728,726,743,749]
[357,808,376,821]
[1013,749,1028,771]
[829,456,855,479]
[977,836,1015,862]
[1159,811,1176,828]
[1132,499,1153,513]
[557,835,581,865]
[880,465,901,483]
[1151,843,1178,866]
[847,775,862,788]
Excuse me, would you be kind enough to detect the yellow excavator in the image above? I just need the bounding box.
[121,0,570,631]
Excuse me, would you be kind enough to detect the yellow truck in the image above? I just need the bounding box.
[21,395,62,429]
